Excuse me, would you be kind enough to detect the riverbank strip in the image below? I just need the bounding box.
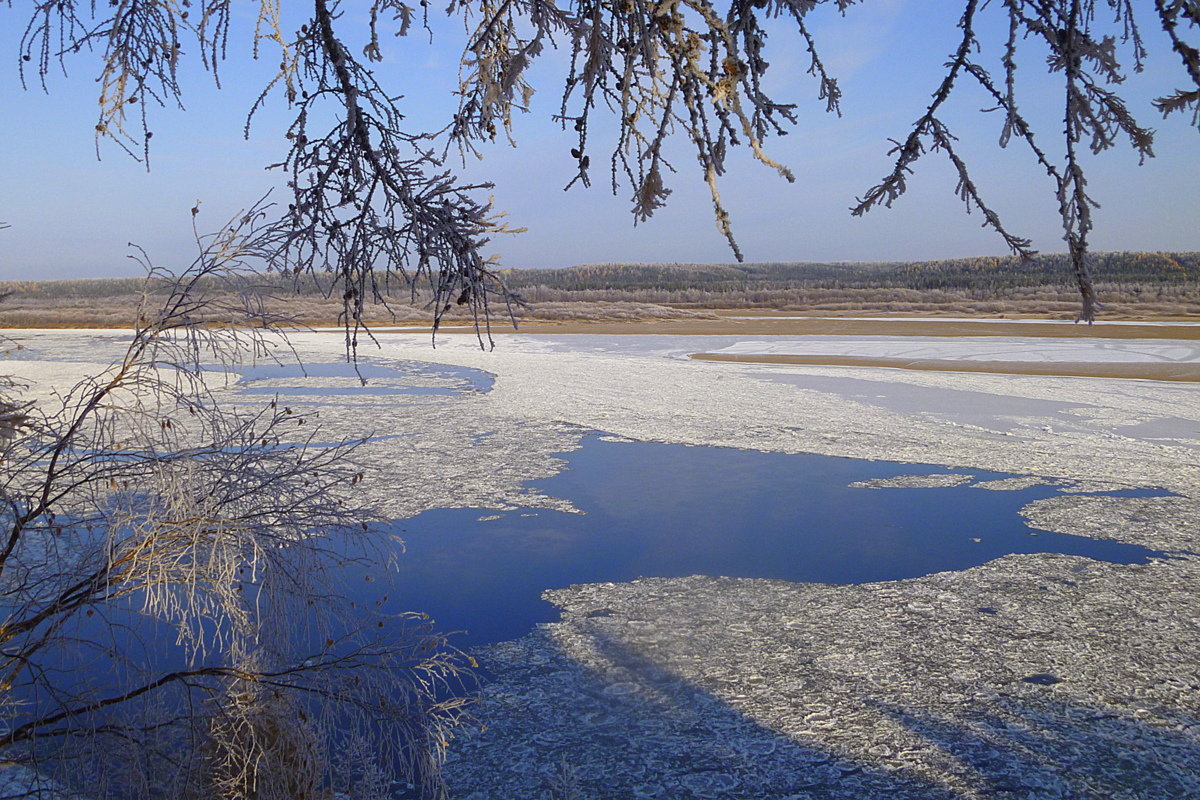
[689,352,1200,381]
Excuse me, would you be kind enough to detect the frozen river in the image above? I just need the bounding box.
[4,326,1199,799]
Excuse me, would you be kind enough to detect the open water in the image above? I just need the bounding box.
[338,435,1168,648]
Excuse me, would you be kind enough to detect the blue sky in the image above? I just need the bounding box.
[1,0,1197,281]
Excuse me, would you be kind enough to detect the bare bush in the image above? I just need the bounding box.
[0,207,470,799]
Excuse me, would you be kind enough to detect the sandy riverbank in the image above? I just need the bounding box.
[691,353,1200,381]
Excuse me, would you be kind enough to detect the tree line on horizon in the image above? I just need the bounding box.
[4,252,1198,302]
[501,251,1200,293]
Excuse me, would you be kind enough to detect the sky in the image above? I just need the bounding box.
[0,0,1197,281]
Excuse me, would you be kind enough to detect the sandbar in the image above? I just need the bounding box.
[690,352,1200,381]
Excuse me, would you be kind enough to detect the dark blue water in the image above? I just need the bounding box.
[238,385,459,396]
[235,360,494,396]
[336,436,1168,648]
[240,362,410,381]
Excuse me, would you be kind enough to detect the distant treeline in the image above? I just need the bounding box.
[2,252,1197,325]
[0,272,341,300]
[485,252,1198,316]
[499,252,1199,294]
[4,251,1195,300]
[3,252,1196,300]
